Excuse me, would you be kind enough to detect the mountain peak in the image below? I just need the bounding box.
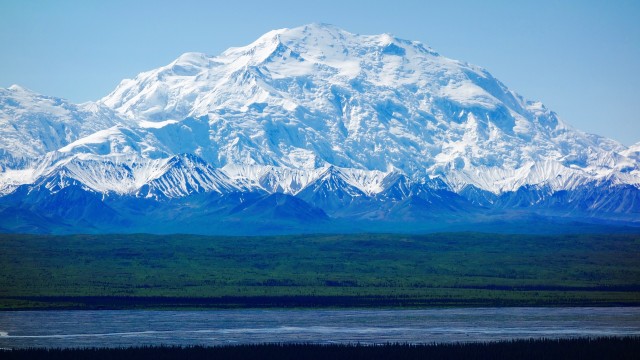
[300,22,346,32]
[172,52,211,68]
[7,84,31,93]
[1,25,639,231]
[56,25,640,197]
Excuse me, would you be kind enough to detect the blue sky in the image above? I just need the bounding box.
[1,0,639,145]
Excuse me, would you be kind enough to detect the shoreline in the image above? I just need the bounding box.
[3,295,640,311]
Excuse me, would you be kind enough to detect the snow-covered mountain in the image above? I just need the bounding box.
[622,142,640,162]
[1,24,638,234]
[0,85,125,162]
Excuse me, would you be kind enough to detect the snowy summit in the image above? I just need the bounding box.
[0,24,638,233]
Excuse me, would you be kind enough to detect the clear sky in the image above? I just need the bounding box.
[1,0,638,145]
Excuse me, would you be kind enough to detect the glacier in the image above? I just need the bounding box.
[0,24,638,234]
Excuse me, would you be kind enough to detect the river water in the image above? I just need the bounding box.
[1,307,639,349]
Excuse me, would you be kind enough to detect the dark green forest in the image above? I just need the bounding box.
[1,232,639,309]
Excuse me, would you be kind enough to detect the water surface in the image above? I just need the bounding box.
[1,307,639,348]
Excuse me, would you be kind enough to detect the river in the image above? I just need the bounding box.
[1,307,639,349]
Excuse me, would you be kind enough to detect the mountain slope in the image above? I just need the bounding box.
[99,24,636,196]
[0,24,638,234]
[0,85,127,164]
